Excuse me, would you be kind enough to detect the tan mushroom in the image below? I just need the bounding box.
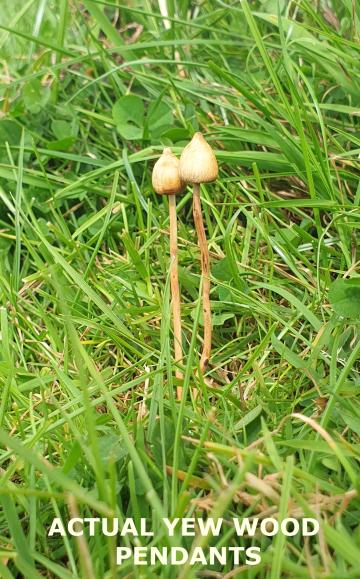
[179,133,218,376]
[152,148,184,400]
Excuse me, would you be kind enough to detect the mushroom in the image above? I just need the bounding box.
[152,147,184,400]
[179,133,218,375]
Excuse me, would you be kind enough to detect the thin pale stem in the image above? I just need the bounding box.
[168,194,183,400]
[192,183,211,374]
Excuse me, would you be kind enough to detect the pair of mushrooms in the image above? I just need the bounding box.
[152,133,218,400]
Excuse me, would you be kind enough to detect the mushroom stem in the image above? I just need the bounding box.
[192,183,211,374]
[168,194,183,400]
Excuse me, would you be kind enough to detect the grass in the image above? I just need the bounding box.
[0,0,359,577]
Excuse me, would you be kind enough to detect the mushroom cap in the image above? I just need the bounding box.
[152,147,184,195]
[179,132,218,184]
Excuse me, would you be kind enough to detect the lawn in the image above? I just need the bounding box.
[0,0,360,577]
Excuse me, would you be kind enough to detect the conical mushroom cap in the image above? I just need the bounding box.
[152,147,184,195]
[179,132,218,184]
